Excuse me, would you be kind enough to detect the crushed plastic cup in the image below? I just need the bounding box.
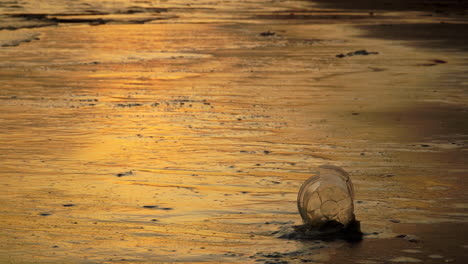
[297,165,355,227]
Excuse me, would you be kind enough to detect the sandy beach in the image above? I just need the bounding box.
[1,0,467,263]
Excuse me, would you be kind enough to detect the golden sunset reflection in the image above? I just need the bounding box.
[1,0,468,263]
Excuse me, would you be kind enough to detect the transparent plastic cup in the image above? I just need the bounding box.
[297,165,355,227]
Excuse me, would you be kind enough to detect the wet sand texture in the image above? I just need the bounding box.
[1,0,467,263]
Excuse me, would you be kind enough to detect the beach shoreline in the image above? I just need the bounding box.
[1,0,467,263]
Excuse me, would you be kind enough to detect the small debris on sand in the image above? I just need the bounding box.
[116,103,143,108]
[142,205,173,210]
[336,50,379,58]
[116,171,134,177]
[39,213,51,216]
[143,205,158,209]
[417,59,448,66]
[259,31,276,37]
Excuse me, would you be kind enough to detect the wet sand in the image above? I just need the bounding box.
[1,0,467,263]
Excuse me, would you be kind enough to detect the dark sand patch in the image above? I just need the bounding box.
[358,23,468,52]
[310,0,468,12]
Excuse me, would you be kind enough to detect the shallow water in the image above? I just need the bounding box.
[1,1,467,263]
